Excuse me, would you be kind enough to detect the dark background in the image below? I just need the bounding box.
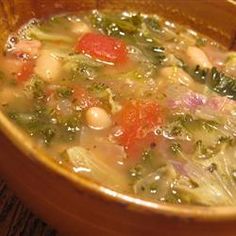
[0,179,57,236]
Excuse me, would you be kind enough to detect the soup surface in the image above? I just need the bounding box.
[1,10,236,206]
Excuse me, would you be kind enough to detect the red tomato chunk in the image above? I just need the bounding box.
[73,86,101,109]
[115,101,163,149]
[75,33,127,63]
[17,60,35,82]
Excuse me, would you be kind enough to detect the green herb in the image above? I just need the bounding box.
[57,87,73,98]
[59,115,81,141]
[41,127,55,144]
[217,136,234,145]
[142,149,154,162]
[8,109,56,144]
[24,25,73,43]
[24,75,46,100]
[195,140,216,159]
[195,38,207,47]
[209,67,236,99]
[170,142,182,154]
[64,54,103,68]
[48,15,70,30]
[8,112,18,120]
[187,65,236,100]
[145,17,161,33]
[129,165,144,179]
[32,79,45,99]
[207,163,217,173]
[165,114,193,139]
[136,35,166,65]
[170,126,183,136]
[129,149,158,182]
[149,46,166,65]
[202,120,218,132]
[90,11,142,37]
[64,54,102,81]
[88,82,110,100]
[88,82,108,93]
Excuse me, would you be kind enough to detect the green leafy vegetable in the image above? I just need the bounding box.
[146,46,166,65]
[187,65,236,100]
[90,11,142,37]
[8,110,56,144]
[64,54,103,68]
[23,25,73,43]
[195,37,207,47]
[25,76,46,100]
[133,165,176,200]
[169,142,182,155]
[194,140,216,159]
[88,82,107,93]
[144,17,162,33]
[63,54,103,81]
[57,87,73,98]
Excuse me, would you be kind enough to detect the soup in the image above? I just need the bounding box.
[1,10,236,206]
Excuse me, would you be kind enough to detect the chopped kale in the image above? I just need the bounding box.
[207,163,217,173]
[25,76,46,100]
[57,87,73,98]
[187,65,236,100]
[192,65,208,83]
[149,46,166,65]
[142,149,154,162]
[145,17,162,33]
[170,142,182,155]
[88,82,108,93]
[165,114,193,139]
[195,140,219,159]
[90,11,142,37]
[217,136,234,145]
[195,38,207,47]
[209,67,236,99]
[59,115,81,141]
[41,127,56,144]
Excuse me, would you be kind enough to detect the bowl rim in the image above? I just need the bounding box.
[2,110,236,222]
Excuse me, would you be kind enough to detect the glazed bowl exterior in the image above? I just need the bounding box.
[0,1,236,235]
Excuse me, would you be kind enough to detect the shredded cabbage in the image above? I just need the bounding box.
[22,25,73,43]
[63,54,103,68]
[134,165,176,201]
[65,146,128,191]
[174,143,236,206]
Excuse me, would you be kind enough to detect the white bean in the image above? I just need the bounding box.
[12,39,41,58]
[34,50,61,81]
[186,46,212,68]
[85,107,112,130]
[71,22,90,35]
[160,66,193,87]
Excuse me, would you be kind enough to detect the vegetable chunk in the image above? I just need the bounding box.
[75,33,127,63]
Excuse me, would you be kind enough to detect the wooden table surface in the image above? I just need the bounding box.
[0,178,57,236]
